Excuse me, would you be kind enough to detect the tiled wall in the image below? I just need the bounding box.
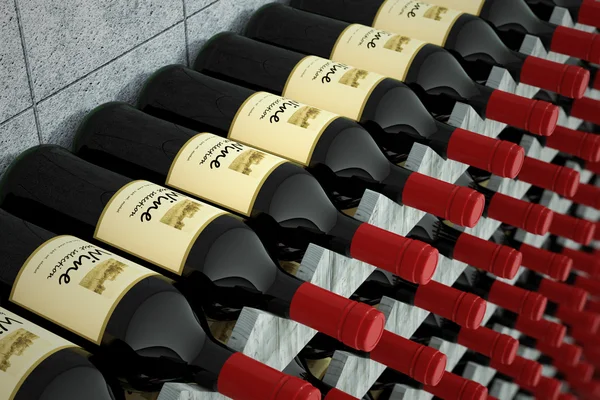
[0,0,285,174]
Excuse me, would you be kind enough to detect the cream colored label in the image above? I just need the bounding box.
[420,0,485,15]
[331,24,427,82]
[10,236,157,344]
[229,92,337,166]
[167,133,287,216]
[95,180,227,275]
[373,0,464,46]
[282,56,387,121]
[0,308,77,400]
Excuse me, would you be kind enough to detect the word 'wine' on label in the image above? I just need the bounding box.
[96,180,227,275]
[11,236,157,344]
[331,24,427,82]
[167,133,286,216]
[230,91,337,165]
[0,307,78,400]
[283,56,386,121]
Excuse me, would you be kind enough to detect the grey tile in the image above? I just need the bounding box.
[0,109,40,175]
[186,0,287,64]
[37,23,187,148]
[185,0,219,16]
[0,0,32,123]
[18,0,184,100]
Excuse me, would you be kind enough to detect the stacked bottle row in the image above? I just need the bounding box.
[2,0,599,399]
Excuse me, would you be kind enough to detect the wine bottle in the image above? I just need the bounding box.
[519,335,583,366]
[566,272,600,298]
[0,145,391,352]
[72,104,440,285]
[544,125,600,162]
[547,237,600,277]
[489,310,567,346]
[406,214,523,279]
[376,368,489,400]
[515,270,588,311]
[517,376,563,400]
[193,33,525,178]
[0,210,319,399]
[525,0,600,29]
[456,173,554,235]
[409,315,519,364]
[244,4,559,136]
[492,227,573,281]
[299,331,448,386]
[411,0,600,63]
[0,307,118,400]
[136,65,491,227]
[289,0,590,99]
[354,277,487,328]
[538,89,600,128]
[545,303,600,333]
[453,352,543,387]
[454,269,548,320]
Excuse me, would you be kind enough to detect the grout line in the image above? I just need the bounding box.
[0,107,34,128]
[13,0,43,143]
[35,20,185,105]
[187,0,221,20]
[182,0,190,66]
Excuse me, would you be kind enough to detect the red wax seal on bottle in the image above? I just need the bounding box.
[519,243,572,281]
[538,278,588,311]
[490,356,542,387]
[424,372,488,400]
[453,234,522,279]
[518,157,580,198]
[487,280,547,321]
[486,193,553,235]
[536,341,582,366]
[457,326,518,365]
[550,26,600,64]
[514,316,566,347]
[561,247,600,277]
[568,183,600,210]
[571,96,600,126]
[550,213,596,245]
[546,126,600,162]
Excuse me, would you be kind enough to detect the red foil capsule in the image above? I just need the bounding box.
[549,213,596,245]
[324,389,358,400]
[518,157,580,198]
[519,243,573,281]
[578,0,600,28]
[486,193,553,235]
[520,376,562,400]
[423,372,488,400]
[415,280,486,329]
[536,341,583,366]
[514,316,566,347]
[487,280,547,321]
[520,57,590,99]
[403,174,485,228]
[561,247,600,277]
[568,183,600,210]
[457,326,518,365]
[555,307,600,333]
[545,125,600,162]
[369,330,447,386]
[447,129,524,178]
[550,26,600,64]
[217,353,321,400]
[490,355,542,386]
[571,96,600,126]
[573,275,600,297]
[453,234,522,279]
[290,283,385,352]
[486,92,558,136]
[350,223,439,284]
[537,278,587,311]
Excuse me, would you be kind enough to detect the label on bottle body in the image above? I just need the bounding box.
[167,133,286,216]
[373,0,464,46]
[416,0,485,15]
[0,308,78,400]
[229,92,337,166]
[282,56,387,121]
[331,24,427,82]
[11,236,157,344]
[95,180,228,275]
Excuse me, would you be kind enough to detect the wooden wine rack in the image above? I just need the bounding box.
[155,6,599,400]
